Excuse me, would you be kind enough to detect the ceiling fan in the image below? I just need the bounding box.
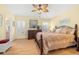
[32,4,48,14]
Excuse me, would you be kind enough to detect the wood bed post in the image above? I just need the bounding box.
[75,24,79,51]
[74,24,78,42]
[74,24,79,51]
[40,34,43,55]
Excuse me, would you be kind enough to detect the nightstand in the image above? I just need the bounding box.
[28,30,42,39]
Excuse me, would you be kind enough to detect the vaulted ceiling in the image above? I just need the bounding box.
[5,4,78,19]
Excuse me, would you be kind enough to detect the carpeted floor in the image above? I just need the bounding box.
[2,39,79,55]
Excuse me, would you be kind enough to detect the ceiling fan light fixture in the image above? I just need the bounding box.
[32,4,48,14]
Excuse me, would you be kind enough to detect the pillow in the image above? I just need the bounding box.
[70,29,75,34]
[60,27,75,34]
[60,27,70,34]
[0,39,9,44]
[54,28,62,33]
[53,26,75,34]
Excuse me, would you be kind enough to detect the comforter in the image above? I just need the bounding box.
[36,32,76,54]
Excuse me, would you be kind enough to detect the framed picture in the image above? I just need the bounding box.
[0,15,3,26]
[29,20,38,28]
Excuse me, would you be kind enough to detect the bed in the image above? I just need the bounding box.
[35,24,78,55]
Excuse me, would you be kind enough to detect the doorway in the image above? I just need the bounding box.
[15,20,26,39]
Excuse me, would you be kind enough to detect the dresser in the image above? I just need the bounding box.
[28,30,42,39]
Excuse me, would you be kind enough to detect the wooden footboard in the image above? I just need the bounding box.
[73,24,79,51]
[40,35,43,55]
[74,24,79,51]
[35,34,43,55]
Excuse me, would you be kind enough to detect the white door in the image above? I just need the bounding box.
[6,19,14,41]
[15,20,26,39]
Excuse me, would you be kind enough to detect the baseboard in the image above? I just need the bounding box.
[15,38,28,40]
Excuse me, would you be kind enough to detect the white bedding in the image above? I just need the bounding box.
[36,32,76,54]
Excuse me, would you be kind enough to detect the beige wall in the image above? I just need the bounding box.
[49,6,79,35]
[1,5,79,40]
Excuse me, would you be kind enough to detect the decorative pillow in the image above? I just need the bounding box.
[53,26,75,34]
[60,27,75,34]
[60,27,69,34]
[54,28,62,33]
[0,39,9,44]
[70,29,75,34]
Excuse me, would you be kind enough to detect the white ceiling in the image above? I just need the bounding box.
[5,4,77,19]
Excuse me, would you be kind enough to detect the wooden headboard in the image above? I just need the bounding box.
[53,25,74,33]
[55,24,78,41]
